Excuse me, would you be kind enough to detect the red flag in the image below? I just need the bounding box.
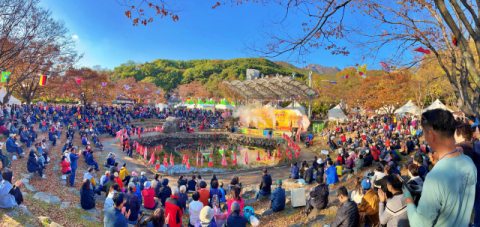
[75,78,82,84]
[148,152,155,165]
[277,147,282,159]
[267,149,271,160]
[221,154,227,166]
[182,153,187,164]
[196,153,199,167]
[256,150,261,161]
[186,158,191,170]
[452,35,458,46]
[201,154,204,166]
[295,148,300,158]
[170,153,174,167]
[208,153,213,167]
[155,157,161,170]
[163,153,168,168]
[286,148,293,160]
[232,152,237,165]
[245,151,248,164]
[414,47,431,54]
[144,148,147,160]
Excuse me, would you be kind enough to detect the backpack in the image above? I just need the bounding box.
[210,189,220,208]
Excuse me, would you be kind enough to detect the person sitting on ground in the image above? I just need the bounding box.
[342,153,355,175]
[159,178,172,206]
[83,167,101,195]
[255,168,272,201]
[6,134,25,159]
[225,201,248,227]
[363,150,374,167]
[187,175,196,192]
[358,178,380,226]
[268,179,285,212]
[0,171,24,209]
[196,175,204,191]
[114,172,124,190]
[303,175,329,216]
[142,181,157,210]
[152,173,161,192]
[85,150,99,171]
[195,206,217,227]
[227,187,244,217]
[350,177,364,205]
[27,150,45,178]
[407,163,424,196]
[329,186,360,227]
[165,186,183,227]
[104,184,119,212]
[177,175,187,188]
[290,162,299,179]
[119,163,131,185]
[218,182,226,204]
[147,208,168,227]
[178,185,188,212]
[371,165,386,186]
[80,177,97,210]
[99,171,110,191]
[104,193,131,227]
[198,181,210,207]
[228,176,242,192]
[60,156,71,175]
[48,128,56,146]
[299,161,307,178]
[106,152,115,167]
[124,182,141,225]
[103,174,116,193]
[189,191,204,227]
[378,175,409,226]
[413,153,428,181]
[139,172,148,191]
[303,164,314,184]
[324,160,338,185]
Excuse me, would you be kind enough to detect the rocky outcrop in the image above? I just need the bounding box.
[162,117,179,133]
[136,132,277,148]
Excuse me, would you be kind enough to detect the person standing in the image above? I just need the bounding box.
[69,148,79,186]
[406,109,477,226]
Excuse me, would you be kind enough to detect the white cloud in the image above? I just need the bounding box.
[71,35,78,40]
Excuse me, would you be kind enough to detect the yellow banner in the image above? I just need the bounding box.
[250,109,304,130]
[242,128,263,136]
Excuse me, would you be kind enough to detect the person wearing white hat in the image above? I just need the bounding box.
[195,206,215,227]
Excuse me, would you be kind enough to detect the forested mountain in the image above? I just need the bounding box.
[109,58,309,92]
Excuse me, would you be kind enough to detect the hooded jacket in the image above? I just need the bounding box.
[159,178,172,206]
[165,195,183,227]
[142,187,156,209]
[27,151,40,173]
[0,172,16,208]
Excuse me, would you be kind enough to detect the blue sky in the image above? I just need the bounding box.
[39,0,372,70]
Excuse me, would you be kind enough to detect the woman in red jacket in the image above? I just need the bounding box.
[61,156,71,174]
[142,181,157,210]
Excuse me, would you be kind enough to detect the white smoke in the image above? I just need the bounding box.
[233,103,273,128]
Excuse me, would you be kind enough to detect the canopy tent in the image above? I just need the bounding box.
[284,101,307,115]
[0,88,21,105]
[328,104,347,120]
[394,100,420,114]
[422,99,454,113]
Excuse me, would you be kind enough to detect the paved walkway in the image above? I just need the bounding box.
[101,132,318,186]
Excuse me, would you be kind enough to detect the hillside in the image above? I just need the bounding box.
[109,58,308,92]
[302,63,341,74]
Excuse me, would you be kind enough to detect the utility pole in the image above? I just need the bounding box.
[308,71,312,119]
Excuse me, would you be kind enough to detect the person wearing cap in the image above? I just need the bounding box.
[195,206,217,227]
[165,186,183,227]
[6,133,24,159]
[302,175,328,216]
[315,158,325,181]
[267,179,285,213]
[226,201,248,227]
[124,182,141,225]
[363,150,373,167]
[104,192,130,227]
[119,163,131,185]
[358,178,379,226]
[139,172,148,191]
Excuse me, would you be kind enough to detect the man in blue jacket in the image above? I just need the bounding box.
[269,179,285,212]
[324,160,339,185]
[85,150,99,171]
[290,162,299,179]
[69,148,79,186]
[104,193,130,227]
[6,134,24,159]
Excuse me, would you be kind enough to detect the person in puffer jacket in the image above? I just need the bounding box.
[165,186,183,227]
[303,175,328,216]
[330,186,359,227]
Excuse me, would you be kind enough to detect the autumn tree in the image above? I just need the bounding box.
[58,68,115,110]
[115,77,163,106]
[171,81,211,102]
[358,72,412,114]
[219,77,244,106]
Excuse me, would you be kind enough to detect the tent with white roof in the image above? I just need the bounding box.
[285,102,307,115]
[422,99,454,113]
[0,88,21,105]
[395,100,420,114]
[328,104,347,120]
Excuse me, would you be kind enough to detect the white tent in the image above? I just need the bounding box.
[422,99,454,113]
[395,100,420,114]
[0,88,21,105]
[285,102,306,115]
[328,104,347,120]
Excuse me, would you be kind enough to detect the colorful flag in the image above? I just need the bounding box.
[452,35,458,46]
[196,153,199,167]
[221,154,227,166]
[170,153,174,167]
[414,47,431,54]
[148,152,155,165]
[277,147,282,159]
[201,154,204,166]
[144,87,150,91]
[286,148,293,160]
[1,71,10,82]
[186,158,191,170]
[208,153,213,167]
[341,75,349,79]
[156,90,161,93]
[245,151,248,164]
[144,148,147,159]
[232,152,237,165]
[39,75,46,85]
[330,81,338,84]
[163,153,168,168]
[182,153,187,164]
[155,157,161,170]
[380,62,391,71]
[256,150,261,161]
[124,85,132,90]
[75,78,82,84]
[357,64,367,77]
[101,82,107,88]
